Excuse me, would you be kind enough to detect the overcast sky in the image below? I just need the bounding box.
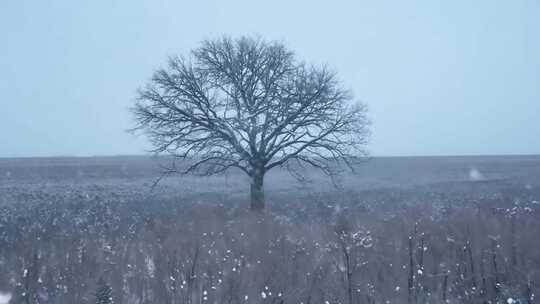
[1,0,539,157]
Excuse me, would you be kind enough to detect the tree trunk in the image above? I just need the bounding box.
[250,170,265,210]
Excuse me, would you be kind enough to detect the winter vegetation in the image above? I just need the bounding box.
[1,155,539,303]
[2,0,539,301]
[132,36,369,210]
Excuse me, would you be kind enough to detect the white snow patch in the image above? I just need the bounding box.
[469,168,484,181]
[0,292,12,304]
[145,257,155,278]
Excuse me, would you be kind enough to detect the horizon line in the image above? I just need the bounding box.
[1,153,539,160]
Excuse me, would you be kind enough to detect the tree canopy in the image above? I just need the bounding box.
[133,36,369,209]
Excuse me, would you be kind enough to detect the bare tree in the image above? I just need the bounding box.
[132,36,369,210]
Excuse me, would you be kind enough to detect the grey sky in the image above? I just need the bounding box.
[1,0,539,157]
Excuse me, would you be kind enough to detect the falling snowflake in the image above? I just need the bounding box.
[0,293,12,304]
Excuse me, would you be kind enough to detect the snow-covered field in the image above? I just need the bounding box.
[0,155,539,303]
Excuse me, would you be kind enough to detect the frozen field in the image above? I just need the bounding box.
[1,155,540,303]
[1,155,540,207]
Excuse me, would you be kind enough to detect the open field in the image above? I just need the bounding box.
[2,155,540,206]
[1,155,540,303]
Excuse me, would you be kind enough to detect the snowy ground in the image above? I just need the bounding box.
[1,155,539,207]
[0,155,539,303]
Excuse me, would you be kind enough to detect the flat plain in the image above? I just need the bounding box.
[1,155,539,303]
